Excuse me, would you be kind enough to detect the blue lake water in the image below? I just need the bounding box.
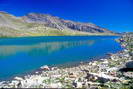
[0,36,123,80]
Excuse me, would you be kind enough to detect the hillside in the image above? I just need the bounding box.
[0,11,115,37]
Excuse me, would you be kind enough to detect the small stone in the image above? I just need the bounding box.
[80,61,83,64]
[35,71,39,74]
[102,60,108,64]
[90,86,99,89]
[49,83,62,88]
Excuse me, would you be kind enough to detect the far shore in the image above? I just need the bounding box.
[0,34,121,39]
[0,33,119,38]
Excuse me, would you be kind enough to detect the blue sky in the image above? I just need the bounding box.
[0,0,132,32]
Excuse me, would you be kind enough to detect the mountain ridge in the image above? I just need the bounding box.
[23,13,113,33]
[0,11,115,37]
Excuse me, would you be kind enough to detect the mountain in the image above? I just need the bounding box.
[0,11,115,37]
[23,13,113,33]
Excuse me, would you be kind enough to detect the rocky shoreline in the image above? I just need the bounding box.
[0,33,133,88]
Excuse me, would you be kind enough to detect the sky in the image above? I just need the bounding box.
[0,0,132,32]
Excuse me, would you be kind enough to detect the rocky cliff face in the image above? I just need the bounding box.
[23,13,113,33]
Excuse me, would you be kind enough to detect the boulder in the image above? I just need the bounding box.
[85,73,98,82]
[51,67,58,70]
[72,80,82,88]
[40,65,50,70]
[123,72,133,78]
[126,61,133,68]
[119,61,133,72]
[76,82,82,88]
[92,62,97,66]
[14,77,23,81]
[69,73,77,78]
